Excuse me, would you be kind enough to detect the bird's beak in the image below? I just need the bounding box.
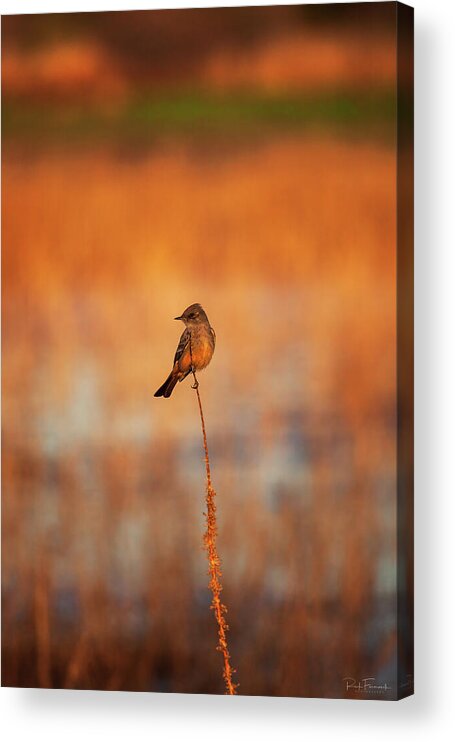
[174,316,183,321]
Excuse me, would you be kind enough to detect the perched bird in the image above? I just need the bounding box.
[154,303,216,398]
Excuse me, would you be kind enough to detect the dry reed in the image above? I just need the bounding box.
[190,365,237,695]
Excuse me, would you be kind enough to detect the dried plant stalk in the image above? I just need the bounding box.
[191,368,238,695]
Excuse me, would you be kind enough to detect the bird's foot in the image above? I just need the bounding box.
[191,367,199,389]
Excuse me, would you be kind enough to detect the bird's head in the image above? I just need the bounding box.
[174,303,208,326]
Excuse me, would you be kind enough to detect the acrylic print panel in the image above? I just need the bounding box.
[1,2,414,699]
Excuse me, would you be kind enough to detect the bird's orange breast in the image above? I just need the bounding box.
[193,338,214,370]
[179,332,214,373]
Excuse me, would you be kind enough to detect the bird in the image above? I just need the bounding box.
[154,303,216,398]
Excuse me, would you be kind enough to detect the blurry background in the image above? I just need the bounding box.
[2,3,399,697]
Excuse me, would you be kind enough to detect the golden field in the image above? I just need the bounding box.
[2,136,397,696]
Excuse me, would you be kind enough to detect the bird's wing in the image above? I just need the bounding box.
[210,326,216,347]
[173,327,190,365]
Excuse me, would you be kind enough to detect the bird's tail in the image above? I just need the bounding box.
[154,370,179,398]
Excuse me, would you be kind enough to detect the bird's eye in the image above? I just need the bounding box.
[189,313,195,319]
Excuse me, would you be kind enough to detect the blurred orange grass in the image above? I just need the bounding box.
[2,138,397,695]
